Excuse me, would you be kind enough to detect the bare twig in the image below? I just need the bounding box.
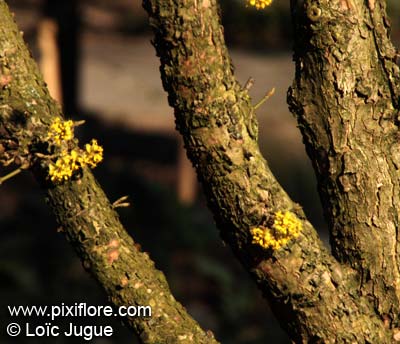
[254,87,275,110]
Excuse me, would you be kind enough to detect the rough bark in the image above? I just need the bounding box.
[0,1,218,343]
[288,0,400,326]
[143,0,395,342]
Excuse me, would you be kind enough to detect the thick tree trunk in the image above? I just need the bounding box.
[288,0,400,326]
[0,2,217,343]
[143,0,397,342]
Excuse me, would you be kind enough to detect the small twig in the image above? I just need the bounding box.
[254,87,276,110]
[112,195,130,209]
[73,120,85,127]
[244,77,255,91]
[3,158,15,166]
[35,152,57,159]
[0,167,22,185]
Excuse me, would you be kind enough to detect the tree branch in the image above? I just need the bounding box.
[0,1,218,343]
[143,0,392,341]
[288,0,400,324]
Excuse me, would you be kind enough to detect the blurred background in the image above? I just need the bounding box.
[0,0,399,343]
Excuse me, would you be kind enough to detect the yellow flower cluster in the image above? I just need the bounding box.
[84,139,103,167]
[48,149,81,182]
[46,118,103,183]
[47,118,74,145]
[251,211,302,250]
[247,0,273,9]
[48,140,103,182]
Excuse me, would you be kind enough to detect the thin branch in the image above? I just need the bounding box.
[0,167,22,185]
[254,87,275,110]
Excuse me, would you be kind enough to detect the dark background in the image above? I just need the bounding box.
[1,1,399,343]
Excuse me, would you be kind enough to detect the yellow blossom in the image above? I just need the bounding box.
[83,139,103,167]
[46,118,104,183]
[251,211,302,250]
[47,118,74,145]
[48,150,80,182]
[247,0,273,10]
